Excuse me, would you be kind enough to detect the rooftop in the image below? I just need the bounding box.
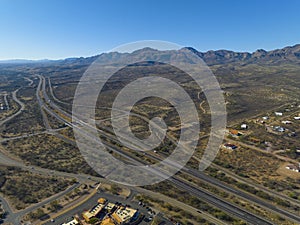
[112,206,137,224]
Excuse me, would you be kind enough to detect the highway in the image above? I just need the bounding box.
[0,74,295,224]
[148,152,300,223]
[43,78,300,209]
[42,75,300,222]
[38,75,276,225]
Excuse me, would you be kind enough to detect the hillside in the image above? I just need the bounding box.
[1,44,299,123]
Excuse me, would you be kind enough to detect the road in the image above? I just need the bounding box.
[0,75,294,225]
[12,183,81,225]
[0,89,25,126]
[38,76,275,225]
[45,78,300,209]
[23,77,34,86]
[0,146,90,224]
[43,191,161,225]
[47,77,69,106]
[0,193,14,222]
[36,75,52,130]
[210,162,300,208]
[3,93,9,110]
[43,74,300,223]
[225,136,300,165]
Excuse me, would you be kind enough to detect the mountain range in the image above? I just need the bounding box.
[1,44,300,66]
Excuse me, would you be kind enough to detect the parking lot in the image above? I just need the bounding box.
[43,190,171,225]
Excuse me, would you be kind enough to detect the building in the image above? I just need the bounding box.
[98,198,107,204]
[262,116,269,120]
[273,126,285,132]
[223,143,238,150]
[229,129,242,137]
[294,117,300,120]
[241,124,248,129]
[286,164,300,172]
[105,202,117,213]
[282,120,292,124]
[275,112,283,116]
[62,218,80,225]
[288,132,297,137]
[111,206,137,225]
[82,198,107,222]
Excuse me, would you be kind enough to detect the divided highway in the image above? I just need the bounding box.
[37,75,280,225]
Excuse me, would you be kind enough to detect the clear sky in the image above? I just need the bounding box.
[1,0,300,60]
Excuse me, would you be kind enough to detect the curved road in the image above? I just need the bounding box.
[39,76,275,225]
[0,89,25,127]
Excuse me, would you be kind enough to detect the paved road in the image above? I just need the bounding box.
[47,77,69,106]
[0,146,85,224]
[0,128,66,144]
[48,97,300,223]
[12,183,81,225]
[146,151,300,223]
[39,75,277,224]
[23,77,34,86]
[3,93,9,110]
[0,193,14,222]
[0,89,25,126]
[36,76,52,130]
[1,75,292,225]
[210,162,300,208]
[43,191,156,225]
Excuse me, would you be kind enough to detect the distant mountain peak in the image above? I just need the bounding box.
[2,44,300,66]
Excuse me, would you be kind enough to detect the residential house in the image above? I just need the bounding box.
[282,121,292,124]
[286,164,300,172]
[273,126,285,132]
[229,129,242,137]
[275,112,283,116]
[223,143,238,150]
[241,124,248,129]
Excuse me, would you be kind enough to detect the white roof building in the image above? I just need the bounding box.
[285,164,300,173]
[241,124,248,129]
[61,218,80,225]
[282,121,292,124]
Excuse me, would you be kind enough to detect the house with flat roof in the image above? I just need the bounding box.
[62,218,80,225]
[111,206,137,225]
[282,120,292,124]
[286,164,300,172]
[82,199,107,223]
[223,143,238,150]
[229,129,242,137]
[105,202,116,213]
[275,112,283,116]
[241,124,248,129]
[273,126,285,132]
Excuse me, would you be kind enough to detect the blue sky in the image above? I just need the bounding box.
[0,0,300,60]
